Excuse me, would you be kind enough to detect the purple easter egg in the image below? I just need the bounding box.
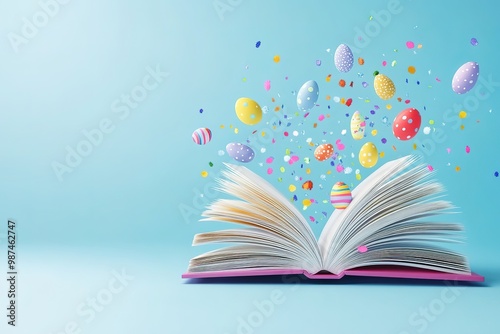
[452,61,479,94]
[226,143,255,163]
[334,44,354,73]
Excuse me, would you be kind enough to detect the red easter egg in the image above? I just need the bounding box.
[392,107,421,141]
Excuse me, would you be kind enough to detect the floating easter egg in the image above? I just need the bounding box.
[314,143,334,161]
[192,127,212,145]
[374,73,396,100]
[226,143,255,163]
[334,44,354,73]
[297,80,319,112]
[330,182,352,209]
[452,61,479,94]
[350,111,366,140]
[359,142,378,168]
[392,107,422,140]
[235,97,263,125]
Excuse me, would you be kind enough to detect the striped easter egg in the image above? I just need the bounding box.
[192,127,212,145]
[330,182,352,210]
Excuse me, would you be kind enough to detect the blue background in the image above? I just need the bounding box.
[1,0,499,333]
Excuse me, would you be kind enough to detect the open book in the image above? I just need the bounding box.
[183,155,483,281]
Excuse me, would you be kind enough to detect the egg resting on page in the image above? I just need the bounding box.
[330,182,352,209]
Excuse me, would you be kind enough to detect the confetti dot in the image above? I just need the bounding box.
[316,60,321,66]
[273,55,280,63]
[470,38,478,46]
[256,41,261,48]
[466,145,471,153]
[358,57,365,65]
[455,166,461,172]
[201,171,208,178]
[423,127,431,135]
[495,171,499,177]
[358,245,368,253]
[289,184,296,192]
[459,110,467,119]
[408,66,416,74]
[199,108,204,114]
[406,41,415,49]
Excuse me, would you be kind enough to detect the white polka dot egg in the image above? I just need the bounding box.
[226,143,255,163]
[334,44,354,73]
[358,142,378,168]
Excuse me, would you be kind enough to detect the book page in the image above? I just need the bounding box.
[319,155,470,275]
[189,163,323,274]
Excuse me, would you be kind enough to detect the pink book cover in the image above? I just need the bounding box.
[182,266,484,282]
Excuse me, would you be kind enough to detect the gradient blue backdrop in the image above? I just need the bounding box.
[0,0,499,333]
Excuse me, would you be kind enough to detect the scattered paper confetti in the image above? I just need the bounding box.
[358,245,368,253]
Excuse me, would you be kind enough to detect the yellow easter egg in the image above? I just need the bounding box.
[374,73,396,100]
[235,97,263,125]
[350,111,365,140]
[359,142,378,168]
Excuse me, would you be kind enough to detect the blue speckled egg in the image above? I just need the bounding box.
[296,80,319,112]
